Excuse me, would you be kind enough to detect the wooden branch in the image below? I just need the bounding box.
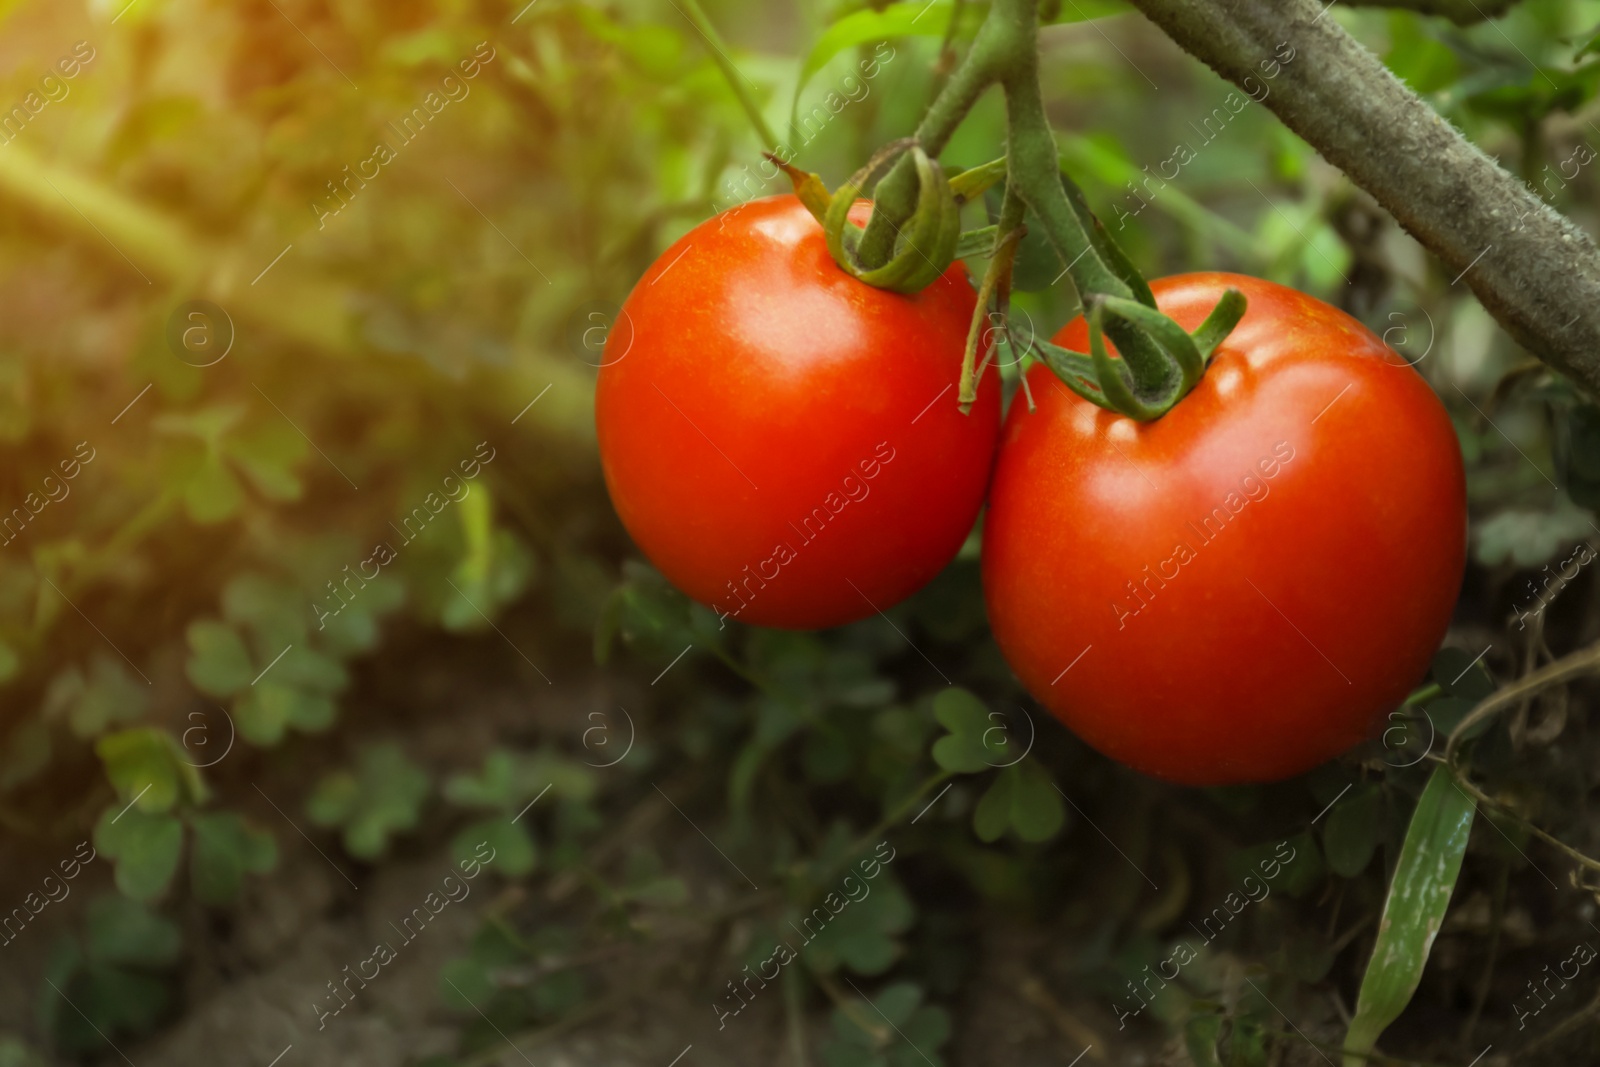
[1339,0,1522,25]
[1124,0,1600,398]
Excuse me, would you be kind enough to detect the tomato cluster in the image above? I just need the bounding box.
[598,197,1466,786]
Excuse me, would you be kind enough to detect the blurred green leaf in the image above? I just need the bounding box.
[1431,647,1495,703]
[1344,766,1476,1066]
[185,620,256,699]
[452,817,536,878]
[930,688,1004,773]
[95,727,206,813]
[1474,499,1592,567]
[1383,13,1460,95]
[1323,784,1380,878]
[802,874,915,976]
[307,743,431,859]
[973,759,1064,843]
[1184,1006,1225,1067]
[821,980,951,1067]
[85,895,182,968]
[92,806,184,902]
[189,811,278,906]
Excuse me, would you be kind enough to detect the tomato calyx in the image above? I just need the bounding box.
[1032,287,1249,420]
[760,0,1250,421]
[767,140,963,296]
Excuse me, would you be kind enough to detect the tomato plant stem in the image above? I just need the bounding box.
[853,0,1180,403]
[677,0,781,153]
[854,13,1004,267]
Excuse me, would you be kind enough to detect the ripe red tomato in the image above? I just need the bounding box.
[596,194,1000,630]
[983,273,1466,785]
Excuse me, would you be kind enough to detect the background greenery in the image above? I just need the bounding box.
[2,0,1600,1063]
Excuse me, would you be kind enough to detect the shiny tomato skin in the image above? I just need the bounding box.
[982,272,1466,786]
[596,194,1000,630]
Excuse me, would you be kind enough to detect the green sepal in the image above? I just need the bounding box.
[765,153,834,224]
[1086,303,1163,420]
[1190,288,1248,365]
[824,140,961,294]
[948,157,1008,204]
[1096,294,1205,387]
[1028,338,1117,413]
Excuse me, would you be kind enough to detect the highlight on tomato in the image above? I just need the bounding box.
[982,272,1467,786]
[595,194,1001,631]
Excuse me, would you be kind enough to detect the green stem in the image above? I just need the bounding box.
[784,966,811,1067]
[854,13,1007,266]
[993,8,1124,300]
[678,0,781,152]
[986,0,1187,399]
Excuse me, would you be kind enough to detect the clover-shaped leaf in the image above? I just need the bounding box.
[189,811,278,906]
[800,873,914,976]
[973,758,1065,844]
[95,727,208,814]
[155,406,306,523]
[43,656,149,740]
[185,619,255,699]
[306,743,430,860]
[929,688,1008,773]
[222,572,308,658]
[444,748,524,810]
[226,419,307,502]
[1227,831,1325,900]
[1323,783,1380,878]
[1473,500,1593,568]
[93,806,183,902]
[184,452,245,524]
[451,817,536,878]
[316,571,405,656]
[821,981,951,1067]
[445,747,597,812]
[188,616,347,746]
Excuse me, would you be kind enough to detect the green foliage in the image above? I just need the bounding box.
[307,743,432,860]
[443,746,598,877]
[1474,497,1594,567]
[819,981,952,1067]
[930,688,1000,773]
[40,896,181,1054]
[0,0,1587,1062]
[802,874,917,976]
[93,807,184,902]
[189,812,278,906]
[595,560,726,665]
[972,759,1065,844]
[930,689,1063,842]
[185,570,361,745]
[1344,766,1477,1066]
[0,1036,45,1067]
[48,656,149,740]
[95,727,208,814]
[1322,784,1380,879]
